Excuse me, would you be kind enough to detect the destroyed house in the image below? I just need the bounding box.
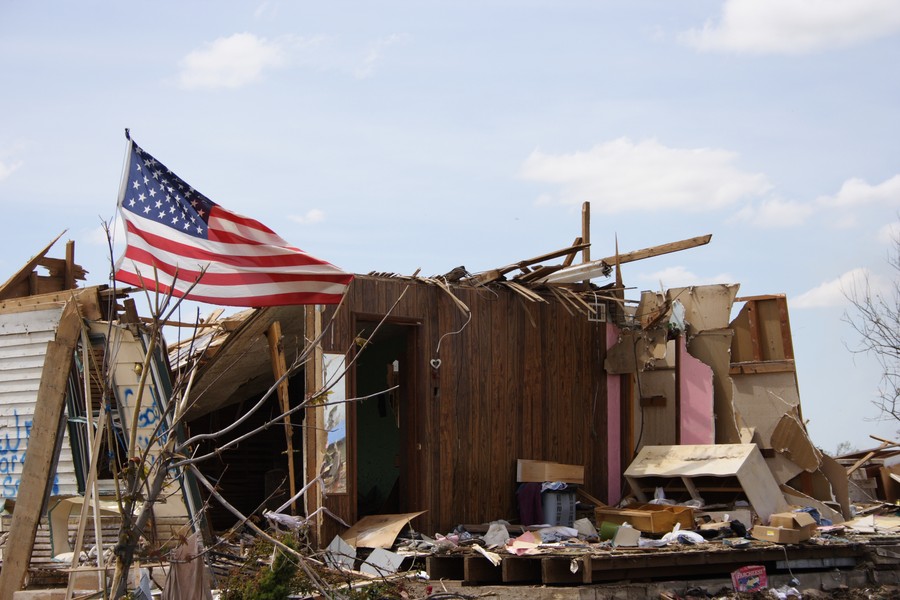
[178,229,854,547]
[0,226,869,594]
[0,238,195,593]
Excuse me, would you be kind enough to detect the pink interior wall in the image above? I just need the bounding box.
[678,336,715,445]
[606,324,622,505]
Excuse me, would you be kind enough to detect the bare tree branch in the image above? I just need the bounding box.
[844,226,900,421]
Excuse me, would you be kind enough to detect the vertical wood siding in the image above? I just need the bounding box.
[322,276,608,535]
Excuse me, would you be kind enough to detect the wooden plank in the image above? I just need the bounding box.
[266,321,297,514]
[501,557,542,583]
[516,459,584,484]
[729,360,796,375]
[463,555,502,584]
[0,300,81,600]
[541,556,585,585]
[541,234,713,284]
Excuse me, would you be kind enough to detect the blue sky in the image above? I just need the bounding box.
[1,1,898,451]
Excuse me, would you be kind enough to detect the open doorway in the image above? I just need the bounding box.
[354,320,418,518]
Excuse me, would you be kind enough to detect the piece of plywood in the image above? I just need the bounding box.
[765,454,805,485]
[731,372,800,448]
[770,413,821,472]
[635,370,676,448]
[820,454,851,519]
[340,512,425,549]
[779,484,844,525]
[516,459,584,484]
[605,330,638,374]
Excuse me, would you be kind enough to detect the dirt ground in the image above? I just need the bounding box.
[383,580,900,600]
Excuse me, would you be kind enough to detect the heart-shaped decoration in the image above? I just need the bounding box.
[430,358,442,369]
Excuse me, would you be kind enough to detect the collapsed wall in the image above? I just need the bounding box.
[605,284,848,522]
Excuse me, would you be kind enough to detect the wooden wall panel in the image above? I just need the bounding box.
[322,276,610,535]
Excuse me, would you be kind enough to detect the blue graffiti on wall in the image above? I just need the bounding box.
[0,410,60,498]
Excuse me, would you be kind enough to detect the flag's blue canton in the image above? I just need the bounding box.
[121,144,215,240]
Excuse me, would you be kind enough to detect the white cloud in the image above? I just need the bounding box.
[0,159,23,182]
[288,208,325,225]
[520,137,770,214]
[815,175,900,208]
[355,34,407,79]
[792,268,878,308]
[178,32,403,88]
[637,265,735,289]
[731,197,815,227]
[178,33,289,90]
[732,174,900,229]
[681,0,900,55]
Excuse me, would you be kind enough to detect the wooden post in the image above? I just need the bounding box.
[581,201,591,288]
[0,300,81,600]
[303,307,324,545]
[266,321,297,514]
[64,240,76,290]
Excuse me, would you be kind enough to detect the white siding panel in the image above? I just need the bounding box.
[0,306,79,499]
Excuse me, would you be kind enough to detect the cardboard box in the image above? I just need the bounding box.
[769,511,817,538]
[750,524,803,544]
[731,565,767,592]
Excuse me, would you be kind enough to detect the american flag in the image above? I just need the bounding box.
[114,137,353,306]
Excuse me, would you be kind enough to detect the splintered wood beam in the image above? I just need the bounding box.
[0,231,66,301]
[466,242,591,285]
[304,308,325,546]
[539,234,713,284]
[267,321,297,514]
[64,240,76,289]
